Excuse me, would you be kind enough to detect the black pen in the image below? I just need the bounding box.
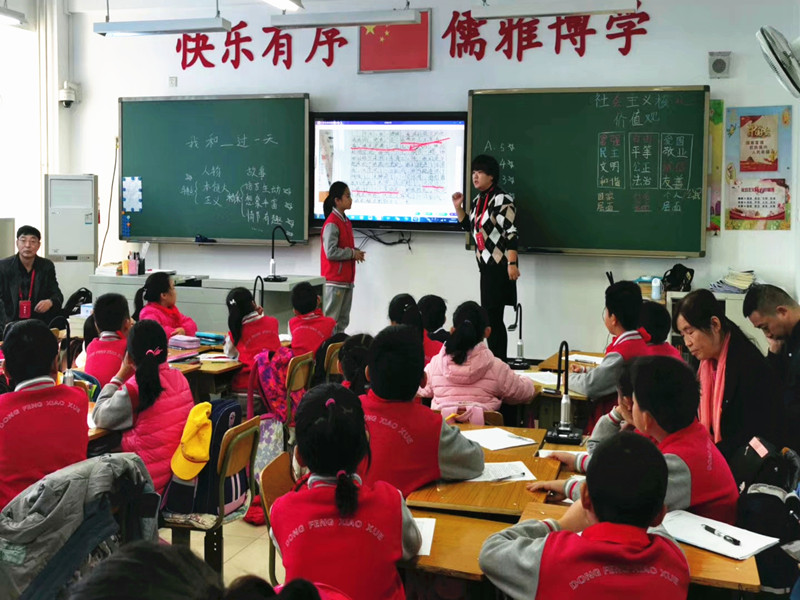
[702,524,741,546]
[495,473,526,481]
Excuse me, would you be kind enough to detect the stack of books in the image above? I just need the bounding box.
[169,335,201,349]
[709,270,756,294]
[196,331,226,344]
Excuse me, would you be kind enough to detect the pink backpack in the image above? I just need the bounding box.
[247,346,304,425]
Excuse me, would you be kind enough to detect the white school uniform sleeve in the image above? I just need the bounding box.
[438,420,485,480]
[663,453,692,512]
[568,351,623,398]
[322,222,355,262]
[223,333,239,360]
[399,491,422,559]
[92,379,135,430]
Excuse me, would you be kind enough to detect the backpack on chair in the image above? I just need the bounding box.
[62,287,92,317]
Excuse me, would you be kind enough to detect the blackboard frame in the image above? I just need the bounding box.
[118,93,309,246]
[467,86,709,258]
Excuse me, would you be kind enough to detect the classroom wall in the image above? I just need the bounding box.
[61,0,799,358]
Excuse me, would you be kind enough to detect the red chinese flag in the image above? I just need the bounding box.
[359,10,430,72]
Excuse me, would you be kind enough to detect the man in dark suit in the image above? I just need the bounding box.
[0,225,63,331]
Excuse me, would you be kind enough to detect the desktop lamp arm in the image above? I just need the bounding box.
[506,303,530,370]
[48,315,72,375]
[252,275,264,306]
[545,339,582,445]
[266,225,296,283]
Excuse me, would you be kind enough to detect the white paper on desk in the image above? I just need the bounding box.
[467,461,536,482]
[413,518,436,556]
[570,353,603,365]
[198,353,234,362]
[521,371,559,388]
[661,510,779,560]
[87,412,96,429]
[538,449,584,458]
[460,428,538,451]
[279,334,292,343]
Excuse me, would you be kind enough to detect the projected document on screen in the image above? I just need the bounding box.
[312,115,466,228]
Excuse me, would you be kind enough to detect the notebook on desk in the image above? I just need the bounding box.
[662,510,779,560]
[167,349,199,362]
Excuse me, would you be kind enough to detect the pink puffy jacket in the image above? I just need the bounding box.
[419,343,536,413]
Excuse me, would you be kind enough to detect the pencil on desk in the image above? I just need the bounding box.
[445,413,458,421]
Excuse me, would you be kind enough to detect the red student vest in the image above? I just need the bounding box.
[230,315,280,391]
[320,211,356,284]
[606,328,651,359]
[536,523,689,600]
[289,310,336,357]
[84,337,128,386]
[360,390,442,496]
[659,420,739,524]
[271,479,405,600]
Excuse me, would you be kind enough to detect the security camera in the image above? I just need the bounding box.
[58,81,78,108]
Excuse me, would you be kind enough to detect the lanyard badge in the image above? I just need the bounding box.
[18,270,35,319]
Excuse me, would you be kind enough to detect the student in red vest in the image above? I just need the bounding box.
[419,294,450,344]
[360,325,484,496]
[83,293,132,386]
[570,281,650,429]
[271,383,421,600]
[388,293,442,366]
[223,287,281,391]
[532,356,739,524]
[337,333,373,395]
[289,282,336,357]
[640,300,683,360]
[0,320,88,509]
[320,181,365,334]
[481,431,690,600]
[92,320,193,495]
[133,272,197,338]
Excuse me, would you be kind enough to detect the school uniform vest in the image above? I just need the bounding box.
[660,420,739,524]
[289,310,336,357]
[320,211,355,284]
[271,479,405,600]
[121,364,193,494]
[0,383,88,508]
[360,389,442,496]
[536,523,689,600]
[84,336,128,386]
[647,342,683,361]
[606,328,651,359]
[423,331,443,366]
[230,315,281,391]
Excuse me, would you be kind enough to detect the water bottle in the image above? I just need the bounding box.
[63,369,74,386]
[651,277,662,301]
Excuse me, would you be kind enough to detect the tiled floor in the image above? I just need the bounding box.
[159,519,285,586]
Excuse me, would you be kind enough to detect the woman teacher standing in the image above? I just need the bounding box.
[452,155,520,360]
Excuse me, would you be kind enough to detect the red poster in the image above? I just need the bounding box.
[359,10,430,73]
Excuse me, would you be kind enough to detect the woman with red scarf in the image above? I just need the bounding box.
[451,155,520,360]
[133,272,197,338]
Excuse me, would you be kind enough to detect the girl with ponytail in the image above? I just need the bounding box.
[223,287,280,391]
[388,293,443,365]
[337,333,373,396]
[418,300,536,424]
[320,181,365,335]
[92,320,194,494]
[270,383,421,600]
[134,272,198,338]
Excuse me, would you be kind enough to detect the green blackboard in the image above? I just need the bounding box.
[468,87,709,256]
[119,95,308,244]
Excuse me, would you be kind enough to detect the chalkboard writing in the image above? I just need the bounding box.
[469,87,709,256]
[120,95,308,244]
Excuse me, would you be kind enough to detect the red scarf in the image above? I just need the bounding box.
[698,333,730,443]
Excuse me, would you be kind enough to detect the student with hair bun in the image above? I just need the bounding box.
[92,320,193,494]
[133,272,197,338]
[419,300,536,424]
[270,383,421,600]
[388,293,443,365]
[223,286,280,391]
[337,333,373,396]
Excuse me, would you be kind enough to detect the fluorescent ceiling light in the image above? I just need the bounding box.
[271,9,421,29]
[94,1,231,36]
[0,2,26,26]
[471,0,636,19]
[263,0,304,12]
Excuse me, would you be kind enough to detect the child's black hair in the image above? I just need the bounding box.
[127,319,167,411]
[83,314,99,347]
[338,333,373,396]
[471,154,500,183]
[388,293,423,334]
[309,332,348,388]
[226,576,320,600]
[616,359,634,399]
[445,301,489,365]
[323,181,349,219]
[2,319,58,387]
[640,299,671,344]
[226,287,256,345]
[295,383,370,518]
[418,294,447,333]
[586,431,668,528]
[93,293,131,333]
[630,355,699,433]
[291,281,318,315]
[605,281,642,331]
[368,325,424,401]
[133,272,172,321]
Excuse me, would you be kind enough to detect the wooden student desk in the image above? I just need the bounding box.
[537,350,605,373]
[519,502,761,592]
[405,426,560,517]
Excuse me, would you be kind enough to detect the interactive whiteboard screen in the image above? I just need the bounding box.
[311,112,466,232]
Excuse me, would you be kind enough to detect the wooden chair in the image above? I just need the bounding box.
[283,351,314,450]
[323,341,344,382]
[483,410,504,426]
[258,451,296,586]
[165,416,260,574]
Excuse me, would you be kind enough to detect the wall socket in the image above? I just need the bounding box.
[169,76,178,87]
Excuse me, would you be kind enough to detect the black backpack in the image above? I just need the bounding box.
[662,264,694,292]
[62,287,92,317]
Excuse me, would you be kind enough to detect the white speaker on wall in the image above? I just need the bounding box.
[709,51,731,78]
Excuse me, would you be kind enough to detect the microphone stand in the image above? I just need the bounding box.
[506,303,530,370]
[265,225,296,283]
[545,340,583,445]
